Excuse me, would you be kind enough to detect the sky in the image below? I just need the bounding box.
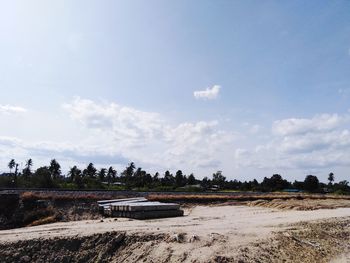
[0,0,350,182]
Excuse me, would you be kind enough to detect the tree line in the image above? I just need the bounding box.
[1,159,349,194]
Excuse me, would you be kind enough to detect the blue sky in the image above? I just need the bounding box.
[0,0,350,181]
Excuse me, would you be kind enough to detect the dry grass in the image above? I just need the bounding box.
[28,215,57,227]
[148,193,350,203]
[20,191,123,202]
[20,191,350,206]
[247,198,350,210]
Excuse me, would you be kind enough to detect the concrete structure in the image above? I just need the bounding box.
[98,198,184,219]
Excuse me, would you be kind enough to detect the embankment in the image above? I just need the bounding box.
[0,217,348,263]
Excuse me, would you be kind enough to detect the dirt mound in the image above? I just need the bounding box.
[0,218,349,263]
[0,232,168,263]
[247,198,350,210]
[232,218,350,263]
[0,193,102,230]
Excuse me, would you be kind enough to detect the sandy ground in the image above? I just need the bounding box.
[247,198,350,210]
[331,254,350,263]
[0,205,349,262]
[0,205,348,243]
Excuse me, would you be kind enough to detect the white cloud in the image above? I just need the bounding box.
[272,114,348,136]
[0,104,27,114]
[2,98,350,181]
[279,130,350,154]
[63,97,235,172]
[236,112,350,172]
[0,135,129,173]
[194,85,221,100]
[63,97,164,148]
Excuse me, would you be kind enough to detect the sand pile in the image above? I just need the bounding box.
[232,218,350,263]
[0,218,349,263]
[247,198,350,210]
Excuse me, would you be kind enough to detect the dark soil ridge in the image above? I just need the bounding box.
[0,193,102,230]
[0,232,168,263]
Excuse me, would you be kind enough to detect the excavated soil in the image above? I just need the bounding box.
[247,198,350,211]
[232,218,350,263]
[0,215,349,262]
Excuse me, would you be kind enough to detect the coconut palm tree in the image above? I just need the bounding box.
[23,159,33,178]
[49,159,61,180]
[68,166,80,182]
[8,159,15,174]
[26,159,33,169]
[83,163,97,178]
[98,168,107,182]
[107,167,117,186]
[328,172,335,186]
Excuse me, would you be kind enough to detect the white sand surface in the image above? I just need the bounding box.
[1,205,349,245]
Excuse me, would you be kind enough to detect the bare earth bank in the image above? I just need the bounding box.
[0,206,349,263]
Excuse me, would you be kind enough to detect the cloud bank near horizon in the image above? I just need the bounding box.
[0,97,349,181]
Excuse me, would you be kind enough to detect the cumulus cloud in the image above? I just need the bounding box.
[279,130,350,154]
[2,97,350,180]
[236,112,350,172]
[61,99,350,176]
[63,97,164,148]
[272,114,348,136]
[0,135,129,173]
[0,97,233,175]
[194,85,221,100]
[0,104,27,114]
[63,98,234,171]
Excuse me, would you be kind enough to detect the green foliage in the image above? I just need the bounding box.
[261,174,291,192]
[83,163,97,178]
[328,172,334,185]
[333,180,350,194]
[8,159,16,172]
[98,168,107,181]
[0,175,13,187]
[49,159,61,180]
[175,170,185,187]
[212,171,226,187]
[0,158,349,194]
[303,175,320,192]
[31,167,56,188]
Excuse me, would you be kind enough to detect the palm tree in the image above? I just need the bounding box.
[98,168,107,182]
[14,163,19,186]
[8,159,15,174]
[107,167,117,186]
[14,163,19,176]
[68,166,83,188]
[83,163,97,178]
[23,159,33,178]
[49,159,61,180]
[68,166,79,182]
[328,172,335,186]
[26,159,33,169]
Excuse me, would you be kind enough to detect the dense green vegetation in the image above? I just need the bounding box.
[0,159,349,194]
